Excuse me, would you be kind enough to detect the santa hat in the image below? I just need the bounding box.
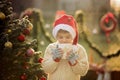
[52,14,78,45]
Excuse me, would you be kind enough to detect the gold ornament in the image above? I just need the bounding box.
[0,12,6,20]
[4,41,13,48]
[7,29,12,33]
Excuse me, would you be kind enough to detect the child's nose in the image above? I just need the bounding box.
[63,38,67,42]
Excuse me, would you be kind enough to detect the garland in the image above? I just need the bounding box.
[83,30,120,59]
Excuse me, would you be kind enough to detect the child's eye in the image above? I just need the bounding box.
[66,36,71,39]
[59,36,63,39]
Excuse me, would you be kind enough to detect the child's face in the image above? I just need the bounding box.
[56,30,73,44]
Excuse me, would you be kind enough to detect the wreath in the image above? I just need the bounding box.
[100,12,117,33]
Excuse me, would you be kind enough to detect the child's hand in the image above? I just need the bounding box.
[51,48,63,62]
[67,50,79,66]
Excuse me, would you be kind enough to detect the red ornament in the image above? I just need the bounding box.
[23,62,29,69]
[38,58,43,63]
[40,76,46,80]
[26,48,35,57]
[23,28,30,35]
[20,73,27,80]
[17,34,25,42]
[21,9,33,18]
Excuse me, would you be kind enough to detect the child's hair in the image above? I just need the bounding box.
[57,29,70,33]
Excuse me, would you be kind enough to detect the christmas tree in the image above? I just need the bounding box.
[0,0,46,80]
[20,8,54,52]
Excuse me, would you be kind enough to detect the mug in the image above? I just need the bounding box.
[57,43,73,59]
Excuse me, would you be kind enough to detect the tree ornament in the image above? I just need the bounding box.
[26,48,35,57]
[20,8,33,18]
[7,29,12,33]
[38,58,43,63]
[23,62,29,69]
[17,34,25,42]
[4,41,13,48]
[39,76,46,80]
[20,73,27,80]
[0,12,6,20]
[23,28,30,35]
[24,65,29,69]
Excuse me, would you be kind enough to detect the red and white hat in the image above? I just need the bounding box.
[52,14,78,45]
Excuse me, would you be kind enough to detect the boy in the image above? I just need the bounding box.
[42,14,89,80]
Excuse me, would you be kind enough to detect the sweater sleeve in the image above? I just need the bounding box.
[71,44,89,76]
[42,44,59,74]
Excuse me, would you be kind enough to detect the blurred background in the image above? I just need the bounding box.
[11,0,110,22]
[0,0,120,80]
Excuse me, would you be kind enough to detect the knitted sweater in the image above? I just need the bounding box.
[42,42,89,80]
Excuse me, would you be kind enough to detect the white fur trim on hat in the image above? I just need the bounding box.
[52,24,76,39]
